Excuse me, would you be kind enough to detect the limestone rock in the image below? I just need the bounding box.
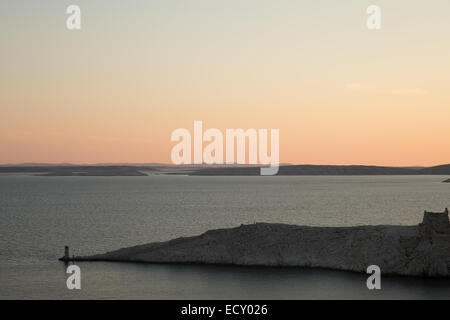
[63,210,450,277]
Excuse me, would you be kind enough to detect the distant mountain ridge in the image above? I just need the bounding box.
[188,164,450,176]
[1,164,449,176]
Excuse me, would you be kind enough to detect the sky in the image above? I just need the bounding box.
[1,0,450,166]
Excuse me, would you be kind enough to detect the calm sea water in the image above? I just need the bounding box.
[0,174,449,299]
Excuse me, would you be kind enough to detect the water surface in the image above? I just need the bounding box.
[0,174,449,299]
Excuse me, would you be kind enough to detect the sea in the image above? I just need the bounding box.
[0,173,449,299]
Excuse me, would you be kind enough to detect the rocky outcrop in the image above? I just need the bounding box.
[62,210,450,277]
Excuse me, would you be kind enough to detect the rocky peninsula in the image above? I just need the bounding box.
[61,210,450,277]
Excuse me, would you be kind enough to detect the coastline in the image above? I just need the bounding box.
[61,210,450,278]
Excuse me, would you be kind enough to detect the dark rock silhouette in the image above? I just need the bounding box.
[0,166,149,176]
[3,164,450,176]
[188,164,450,176]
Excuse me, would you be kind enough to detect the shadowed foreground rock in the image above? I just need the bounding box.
[61,210,450,277]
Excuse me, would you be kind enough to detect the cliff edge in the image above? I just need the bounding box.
[61,210,450,277]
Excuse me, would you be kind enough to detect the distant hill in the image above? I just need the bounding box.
[0,166,152,176]
[1,164,450,176]
[188,164,450,176]
[417,164,450,175]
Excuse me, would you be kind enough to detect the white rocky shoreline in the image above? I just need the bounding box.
[61,210,450,277]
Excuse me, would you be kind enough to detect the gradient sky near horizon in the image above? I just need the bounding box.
[1,0,449,166]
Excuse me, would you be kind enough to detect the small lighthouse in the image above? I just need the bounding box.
[58,245,72,262]
[64,245,69,260]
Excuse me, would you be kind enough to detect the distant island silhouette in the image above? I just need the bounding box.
[186,164,450,176]
[1,164,450,176]
[0,166,152,176]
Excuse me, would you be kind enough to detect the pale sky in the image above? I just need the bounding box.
[1,0,449,166]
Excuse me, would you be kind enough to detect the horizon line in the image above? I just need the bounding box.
[1,162,449,168]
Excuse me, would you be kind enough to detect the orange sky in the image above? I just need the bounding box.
[1,1,449,166]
